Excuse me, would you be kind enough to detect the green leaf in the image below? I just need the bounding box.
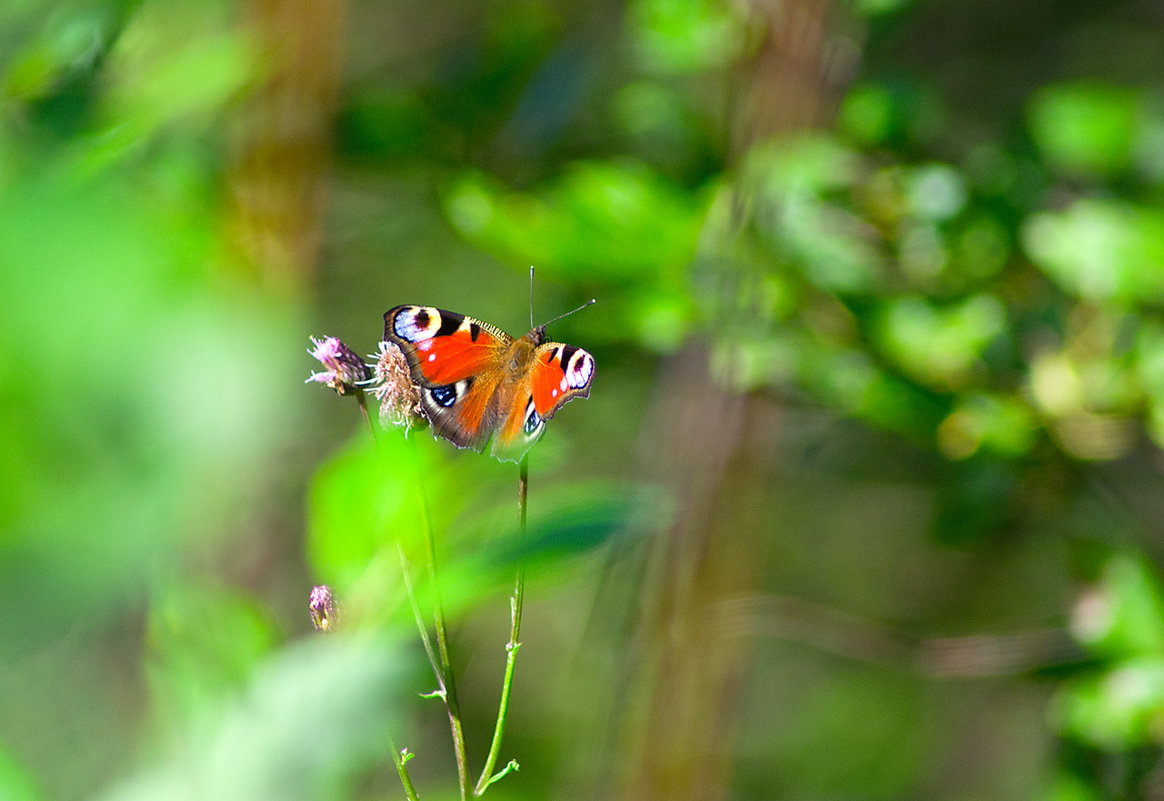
[628,0,751,74]
[1029,83,1140,177]
[306,432,484,627]
[1024,199,1164,304]
[1072,554,1164,659]
[443,162,709,285]
[938,393,1037,459]
[838,84,895,146]
[875,294,1005,389]
[307,435,418,587]
[1054,657,1164,749]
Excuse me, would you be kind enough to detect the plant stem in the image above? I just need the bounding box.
[377,421,468,800]
[360,404,434,801]
[473,454,529,796]
[410,439,471,801]
[389,740,421,801]
[396,542,442,687]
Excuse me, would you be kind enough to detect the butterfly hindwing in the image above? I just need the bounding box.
[530,342,595,418]
[490,341,595,459]
[419,374,498,452]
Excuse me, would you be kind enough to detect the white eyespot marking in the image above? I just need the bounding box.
[428,353,436,362]
[552,388,559,398]
[565,351,594,389]
[394,306,442,342]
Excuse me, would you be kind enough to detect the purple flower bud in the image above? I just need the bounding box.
[306,336,370,396]
[309,584,339,632]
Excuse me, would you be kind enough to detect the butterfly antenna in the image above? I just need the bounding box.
[542,298,596,329]
[529,266,536,330]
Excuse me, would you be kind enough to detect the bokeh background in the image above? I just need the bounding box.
[5,0,1164,798]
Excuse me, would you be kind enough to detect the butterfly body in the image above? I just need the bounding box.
[383,305,595,461]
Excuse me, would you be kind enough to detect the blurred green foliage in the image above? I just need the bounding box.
[7,0,1164,799]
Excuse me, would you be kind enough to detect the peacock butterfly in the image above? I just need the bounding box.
[382,301,595,461]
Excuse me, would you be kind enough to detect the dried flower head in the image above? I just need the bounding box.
[306,336,370,396]
[309,584,339,632]
[368,341,423,430]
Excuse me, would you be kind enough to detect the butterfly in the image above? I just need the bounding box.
[382,303,595,461]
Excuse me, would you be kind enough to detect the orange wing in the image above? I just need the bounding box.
[530,342,595,418]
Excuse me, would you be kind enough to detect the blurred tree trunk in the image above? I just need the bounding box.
[607,2,860,799]
[226,0,346,286]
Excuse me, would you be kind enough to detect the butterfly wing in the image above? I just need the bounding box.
[383,305,512,450]
[491,341,596,460]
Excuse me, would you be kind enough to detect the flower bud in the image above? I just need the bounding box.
[306,336,370,395]
[309,584,339,632]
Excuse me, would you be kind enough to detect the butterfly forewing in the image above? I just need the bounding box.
[384,305,511,386]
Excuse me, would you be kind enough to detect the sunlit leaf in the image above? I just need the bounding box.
[444,162,708,289]
[875,294,1006,389]
[1071,554,1164,659]
[628,0,751,74]
[1029,83,1140,177]
[903,163,966,222]
[1054,657,1164,749]
[1024,199,1164,304]
[937,393,1037,459]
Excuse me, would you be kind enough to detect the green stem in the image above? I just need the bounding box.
[396,542,442,688]
[362,390,470,798]
[389,740,421,801]
[410,439,471,801]
[361,394,425,801]
[473,454,528,796]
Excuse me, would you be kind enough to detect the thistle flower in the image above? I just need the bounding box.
[306,336,370,395]
[368,340,423,430]
[309,584,339,632]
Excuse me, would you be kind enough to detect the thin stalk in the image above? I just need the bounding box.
[410,439,471,801]
[396,542,442,687]
[389,739,421,801]
[361,396,429,801]
[473,454,529,796]
[361,399,438,678]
